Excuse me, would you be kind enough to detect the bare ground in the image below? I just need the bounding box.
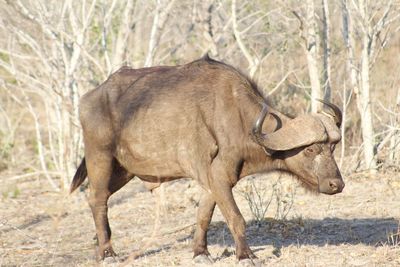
[1,171,400,267]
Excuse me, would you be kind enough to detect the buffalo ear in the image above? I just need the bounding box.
[252,104,327,151]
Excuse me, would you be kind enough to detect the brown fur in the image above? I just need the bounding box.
[71,55,344,262]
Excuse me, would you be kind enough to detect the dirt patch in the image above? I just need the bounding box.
[1,172,400,266]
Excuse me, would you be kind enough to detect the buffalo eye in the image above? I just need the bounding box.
[304,146,316,156]
[304,144,321,156]
[306,147,314,153]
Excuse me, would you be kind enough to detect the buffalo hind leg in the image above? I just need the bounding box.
[86,153,133,261]
[142,181,165,240]
[143,181,167,220]
[192,190,216,263]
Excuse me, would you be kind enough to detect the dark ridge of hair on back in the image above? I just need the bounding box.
[198,54,267,105]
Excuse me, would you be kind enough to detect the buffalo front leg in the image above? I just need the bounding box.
[209,163,256,261]
[192,190,216,262]
[211,182,255,260]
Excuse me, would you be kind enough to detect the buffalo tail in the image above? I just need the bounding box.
[70,158,87,193]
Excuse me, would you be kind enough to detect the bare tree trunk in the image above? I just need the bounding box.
[112,0,135,69]
[26,95,60,191]
[341,0,358,91]
[197,1,218,57]
[341,0,357,170]
[321,0,331,102]
[144,0,176,67]
[357,0,377,171]
[305,0,322,112]
[339,83,348,168]
[63,1,97,187]
[342,0,380,172]
[358,32,377,171]
[231,0,259,77]
[145,1,160,67]
[131,3,147,68]
[388,87,400,164]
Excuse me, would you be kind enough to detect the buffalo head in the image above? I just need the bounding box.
[252,100,345,195]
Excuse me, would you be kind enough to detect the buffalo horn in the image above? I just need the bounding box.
[316,99,342,128]
[252,103,268,143]
[252,103,327,151]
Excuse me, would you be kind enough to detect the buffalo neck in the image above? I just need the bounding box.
[239,143,289,179]
[236,97,291,179]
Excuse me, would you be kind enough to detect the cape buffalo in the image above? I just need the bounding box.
[70,55,344,264]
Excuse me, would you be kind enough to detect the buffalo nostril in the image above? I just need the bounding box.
[328,180,344,193]
[329,181,338,191]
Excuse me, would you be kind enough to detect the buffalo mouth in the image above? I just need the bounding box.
[297,176,319,192]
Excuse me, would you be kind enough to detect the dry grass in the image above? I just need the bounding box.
[1,170,400,266]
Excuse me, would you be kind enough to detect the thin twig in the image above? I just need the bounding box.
[6,171,62,181]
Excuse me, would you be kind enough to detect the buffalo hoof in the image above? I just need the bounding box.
[193,254,214,265]
[238,258,263,267]
[97,247,117,262]
[104,248,117,258]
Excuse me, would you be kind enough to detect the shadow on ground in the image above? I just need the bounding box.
[132,217,399,259]
[208,217,399,247]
